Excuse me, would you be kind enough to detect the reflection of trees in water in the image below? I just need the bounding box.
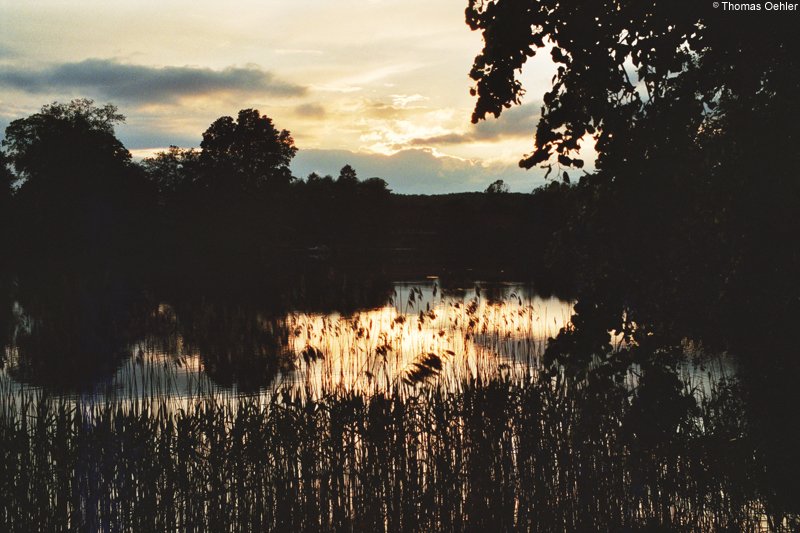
[0,270,13,363]
[1,259,395,392]
[540,288,800,527]
[168,301,292,392]
[4,268,155,391]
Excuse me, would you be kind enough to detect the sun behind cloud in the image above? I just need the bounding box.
[0,0,563,192]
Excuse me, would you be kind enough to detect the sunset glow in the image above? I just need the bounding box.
[0,0,576,192]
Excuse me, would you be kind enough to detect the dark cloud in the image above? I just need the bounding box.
[0,59,305,103]
[294,102,326,118]
[411,103,539,146]
[291,148,548,194]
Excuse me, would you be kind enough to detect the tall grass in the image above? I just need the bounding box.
[1,374,795,531]
[1,282,796,531]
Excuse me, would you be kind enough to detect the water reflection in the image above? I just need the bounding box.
[0,258,395,393]
[2,275,797,530]
[2,280,574,401]
[281,282,571,398]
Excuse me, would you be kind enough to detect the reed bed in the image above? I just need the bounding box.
[1,283,795,531]
[1,374,795,531]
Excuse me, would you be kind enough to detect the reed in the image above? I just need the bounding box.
[1,283,796,531]
[1,372,795,531]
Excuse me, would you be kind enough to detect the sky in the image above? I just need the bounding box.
[0,0,583,193]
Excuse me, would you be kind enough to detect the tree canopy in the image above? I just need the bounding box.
[199,108,297,191]
[141,146,200,197]
[2,99,130,184]
[0,152,12,203]
[337,164,358,185]
[466,0,800,372]
[466,1,799,171]
[485,179,509,194]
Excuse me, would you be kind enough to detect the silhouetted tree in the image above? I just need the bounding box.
[2,99,130,186]
[0,152,12,240]
[466,1,798,170]
[141,145,200,198]
[485,179,508,194]
[466,0,800,335]
[337,164,358,185]
[0,151,12,200]
[360,177,390,196]
[199,109,297,192]
[335,164,360,199]
[2,99,153,258]
[306,172,335,187]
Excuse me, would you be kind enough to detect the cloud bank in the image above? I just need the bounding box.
[0,59,305,104]
[410,103,539,146]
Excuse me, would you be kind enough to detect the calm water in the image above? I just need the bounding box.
[1,277,737,408]
[2,280,575,400]
[2,277,794,531]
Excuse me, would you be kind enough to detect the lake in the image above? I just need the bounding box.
[4,273,791,531]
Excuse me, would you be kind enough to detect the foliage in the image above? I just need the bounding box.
[0,152,12,201]
[337,164,358,185]
[1,100,153,260]
[198,108,297,191]
[484,179,508,194]
[141,146,200,197]
[465,0,799,170]
[1,99,129,183]
[0,153,12,238]
[466,0,800,361]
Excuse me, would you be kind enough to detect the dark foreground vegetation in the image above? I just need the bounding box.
[3,375,798,532]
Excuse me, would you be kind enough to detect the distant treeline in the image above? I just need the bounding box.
[0,100,577,284]
[1,97,798,358]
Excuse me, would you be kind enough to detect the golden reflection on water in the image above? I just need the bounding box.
[132,283,572,403]
[0,282,575,406]
[280,284,573,399]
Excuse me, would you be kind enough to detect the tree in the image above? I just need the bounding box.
[485,179,509,194]
[361,177,390,196]
[0,152,12,245]
[465,1,800,275]
[465,0,800,350]
[1,100,151,253]
[141,146,200,197]
[2,99,130,184]
[465,1,799,172]
[199,109,297,192]
[337,164,358,185]
[0,152,12,204]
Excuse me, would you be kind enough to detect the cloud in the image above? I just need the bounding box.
[291,148,548,194]
[0,59,306,104]
[390,94,428,108]
[410,102,539,146]
[0,43,15,59]
[294,103,327,118]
